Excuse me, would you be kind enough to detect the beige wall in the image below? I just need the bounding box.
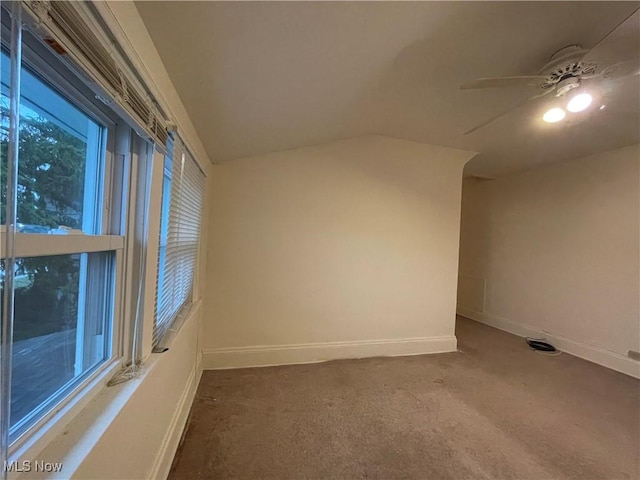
[458,144,640,377]
[204,136,475,368]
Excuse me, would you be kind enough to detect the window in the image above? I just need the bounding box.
[154,137,205,348]
[1,33,123,445]
[1,1,196,464]
[0,50,106,234]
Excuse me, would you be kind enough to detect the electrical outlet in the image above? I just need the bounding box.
[628,350,640,361]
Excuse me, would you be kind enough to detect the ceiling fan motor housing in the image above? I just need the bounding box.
[460,9,640,135]
[555,76,581,96]
[538,45,599,91]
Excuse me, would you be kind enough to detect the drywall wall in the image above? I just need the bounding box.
[204,136,476,368]
[457,144,640,377]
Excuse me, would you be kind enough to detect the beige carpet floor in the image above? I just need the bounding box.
[170,317,640,479]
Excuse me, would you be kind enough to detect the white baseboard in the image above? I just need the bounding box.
[203,335,457,370]
[148,366,202,480]
[457,307,541,338]
[457,307,640,379]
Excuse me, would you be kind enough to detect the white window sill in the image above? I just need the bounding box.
[8,357,122,479]
[9,356,159,480]
[10,302,202,479]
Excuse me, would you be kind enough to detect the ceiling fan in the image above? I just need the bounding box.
[461,8,640,135]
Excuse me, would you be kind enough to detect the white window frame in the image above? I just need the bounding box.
[0,18,153,463]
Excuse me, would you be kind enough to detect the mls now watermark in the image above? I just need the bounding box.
[4,460,63,473]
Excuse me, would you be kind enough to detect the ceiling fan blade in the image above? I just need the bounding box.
[601,59,640,79]
[460,76,546,90]
[582,8,640,68]
[463,102,527,135]
[464,88,554,135]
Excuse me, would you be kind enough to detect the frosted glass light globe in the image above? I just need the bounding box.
[543,108,566,123]
[567,93,593,112]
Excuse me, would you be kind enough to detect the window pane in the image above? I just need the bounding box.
[1,252,114,440]
[0,50,105,234]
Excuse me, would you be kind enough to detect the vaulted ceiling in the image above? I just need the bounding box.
[136,1,639,177]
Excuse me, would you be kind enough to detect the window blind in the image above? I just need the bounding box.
[21,0,168,147]
[153,136,205,348]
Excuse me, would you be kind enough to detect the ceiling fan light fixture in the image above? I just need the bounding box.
[543,107,566,123]
[567,93,593,112]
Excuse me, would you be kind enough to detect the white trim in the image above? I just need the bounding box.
[22,362,149,480]
[457,307,640,379]
[7,358,122,478]
[203,335,458,370]
[456,307,540,338]
[141,147,165,358]
[148,366,202,480]
[17,299,202,480]
[196,349,203,377]
[1,233,124,258]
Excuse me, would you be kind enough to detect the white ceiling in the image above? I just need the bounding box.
[135,1,640,177]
